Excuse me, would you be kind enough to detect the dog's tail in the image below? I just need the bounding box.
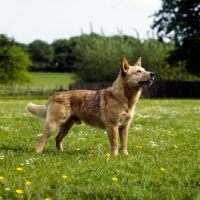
[26,102,47,119]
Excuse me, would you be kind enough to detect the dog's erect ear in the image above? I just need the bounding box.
[121,57,130,75]
[135,57,142,66]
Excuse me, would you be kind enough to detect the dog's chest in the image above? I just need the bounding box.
[118,109,134,127]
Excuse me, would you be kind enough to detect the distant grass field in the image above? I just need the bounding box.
[0,72,77,97]
[0,99,200,199]
[29,72,77,90]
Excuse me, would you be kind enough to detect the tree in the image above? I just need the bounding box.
[29,40,54,71]
[73,34,142,82]
[151,0,200,75]
[0,35,31,85]
[52,39,72,72]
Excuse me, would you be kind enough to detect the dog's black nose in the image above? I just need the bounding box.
[150,72,155,78]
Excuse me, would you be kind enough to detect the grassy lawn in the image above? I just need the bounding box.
[29,72,77,90]
[0,72,77,97]
[0,99,200,199]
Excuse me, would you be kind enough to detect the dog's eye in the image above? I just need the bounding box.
[137,70,141,73]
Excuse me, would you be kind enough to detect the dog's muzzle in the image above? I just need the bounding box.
[138,72,155,86]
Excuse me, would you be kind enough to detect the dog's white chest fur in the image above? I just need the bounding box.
[118,109,134,127]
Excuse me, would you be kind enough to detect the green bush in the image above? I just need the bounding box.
[72,34,200,82]
[0,35,31,85]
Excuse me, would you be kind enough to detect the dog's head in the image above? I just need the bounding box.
[121,57,155,88]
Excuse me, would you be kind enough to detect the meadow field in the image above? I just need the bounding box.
[29,72,76,90]
[0,72,76,97]
[0,98,200,199]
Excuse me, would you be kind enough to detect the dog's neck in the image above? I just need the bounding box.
[110,75,141,109]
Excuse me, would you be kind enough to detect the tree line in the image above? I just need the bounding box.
[1,32,199,85]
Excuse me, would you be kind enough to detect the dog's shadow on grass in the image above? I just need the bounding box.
[42,149,92,156]
[0,145,34,153]
[0,145,92,156]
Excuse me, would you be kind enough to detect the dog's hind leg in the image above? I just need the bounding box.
[55,119,74,151]
[119,125,129,155]
[36,121,59,153]
[106,125,118,156]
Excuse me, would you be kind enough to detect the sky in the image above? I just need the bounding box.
[0,0,161,44]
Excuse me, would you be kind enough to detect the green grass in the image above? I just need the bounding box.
[29,72,76,90]
[0,99,200,199]
[0,72,76,97]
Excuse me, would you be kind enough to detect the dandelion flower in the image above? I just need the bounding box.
[174,145,178,149]
[16,189,24,194]
[0,176,5,181]
[16,167,23,171]
[160,168,166,172]
[45,198,51,200]
[106,153,111,157]
[112,177,118,181]
[136,146,142,149]
[25,181,32,186]
[62,175,68,179]
[76,148,80,151]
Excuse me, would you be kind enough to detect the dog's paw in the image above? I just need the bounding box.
[121,149,129,155]
[112,150,118,156]
[36,149,43,154]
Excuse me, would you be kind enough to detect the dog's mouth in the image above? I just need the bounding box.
[138,79,154,86]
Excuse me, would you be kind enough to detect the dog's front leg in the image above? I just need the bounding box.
[106,125,118,156]
[119,124,129,155]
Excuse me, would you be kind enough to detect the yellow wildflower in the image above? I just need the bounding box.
[25,181,32,186]
[112,177,118,181]
[160,168,166,172]
[76,148,80,151]
[174,145,178,149]
[62,175,68,179]
[106,153,111,157]
[0,176,5,181]
[16,189,24,194]
[16,167,23,171]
